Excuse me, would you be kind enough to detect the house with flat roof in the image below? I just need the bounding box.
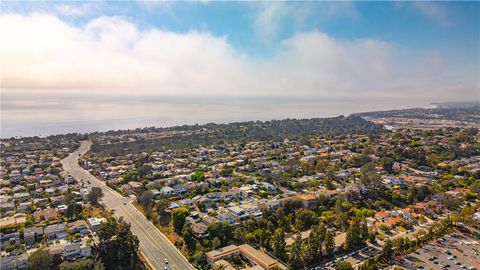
[205,244,285,270]
[45,223,67,241]
[24,226,44,247]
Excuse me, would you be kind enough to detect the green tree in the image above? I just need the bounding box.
[28,249,51,270]
[208,222,232,246]
[97,217,139,269]
[212,237,221,249]
[295,209,316,231]
[190,171,205,182]
[156,199,170,216]
[93,260,106,270]
[381,157,395,173]
[288,233,304,270]
[59,258,94,270]
[172,207,189,233]
[87,187,103,206]
[182,225,195,251]
[271,228,286,259]
[325,230,335,257]
[335,261,353,270]
[138,191,153,210]
[66,203,83,219]
[381,239,394,262]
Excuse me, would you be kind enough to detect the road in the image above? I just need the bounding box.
[62,141,195,270]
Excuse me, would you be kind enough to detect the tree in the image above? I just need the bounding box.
[212,237,221,249]
[97,217,139,269]
[156,199,169,216]
[28,249,51,270]
[381,239,394,262]
[208,222,232,246]
[381,157,395,173]
[87,187,103,206]
[271,228,286,259]
[288,233,304,270]
[344,216,363,251]
[469,180,480,194]
[190,171,205,182]
[325,230,335,257]
[295,209,316,231]
[63,193,77,206]
[306,224,324,263]
[182,225,195,251]
[172,207,189,233]
[66,203,83,219]
[138,191,153,210]
[93,260,106,270]
[335,261,353,270]
[360,218,369,242]
[325,178,335,190]
[59,258,94,270]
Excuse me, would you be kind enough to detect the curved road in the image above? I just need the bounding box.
[62,141,195,270]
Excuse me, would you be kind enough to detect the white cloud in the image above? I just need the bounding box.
[0,13,477,101]
[55,3,95,16]
[411,2,451,26]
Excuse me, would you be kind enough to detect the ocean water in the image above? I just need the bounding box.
[1,93,433,138]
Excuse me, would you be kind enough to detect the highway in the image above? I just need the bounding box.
[62,141,195,270]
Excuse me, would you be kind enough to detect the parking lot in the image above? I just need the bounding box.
[320,245,381,269]
[395,232,479,270]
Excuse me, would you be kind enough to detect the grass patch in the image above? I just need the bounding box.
[376,233,387,240]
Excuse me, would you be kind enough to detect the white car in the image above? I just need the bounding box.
[164,258,168,264]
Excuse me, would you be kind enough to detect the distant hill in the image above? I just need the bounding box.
[91,115,384,153]
[355,106,480,123]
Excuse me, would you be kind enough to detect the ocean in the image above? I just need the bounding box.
[1,93,434,138]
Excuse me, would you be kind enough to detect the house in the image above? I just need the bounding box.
[64,241,92,260]
[23,226,44,247]
[206,244,284,270]
[191,222,209,238]
[260,182,277,193]
[0,232,21,248]
[68,220,89,236]
[239,186,253,198]
[151,189,161,199]
[122,181,144,195]
[16,201,31,213]
[228,206,249,221]
[217,212,238,225]
[45,223,67,241]
[173,185,188,196]
[298,194,317,209]
[178,198,195,210]
[0,214,26,228]
[160,186,176,197]
[0,203,15,215]
[34,208,59,223]
[202,216,220,226]
[0,253,28,270]
[12,192,30,202]
[87,217,106,232]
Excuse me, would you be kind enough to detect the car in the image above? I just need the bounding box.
[164,258,168,264]
[163,267,168,270]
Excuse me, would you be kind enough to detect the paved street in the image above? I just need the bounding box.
[62,141,195,270]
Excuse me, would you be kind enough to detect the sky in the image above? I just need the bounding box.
[1,1,479,101]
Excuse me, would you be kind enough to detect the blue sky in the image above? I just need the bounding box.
[3,1,478,56]
[1,1,479,100]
